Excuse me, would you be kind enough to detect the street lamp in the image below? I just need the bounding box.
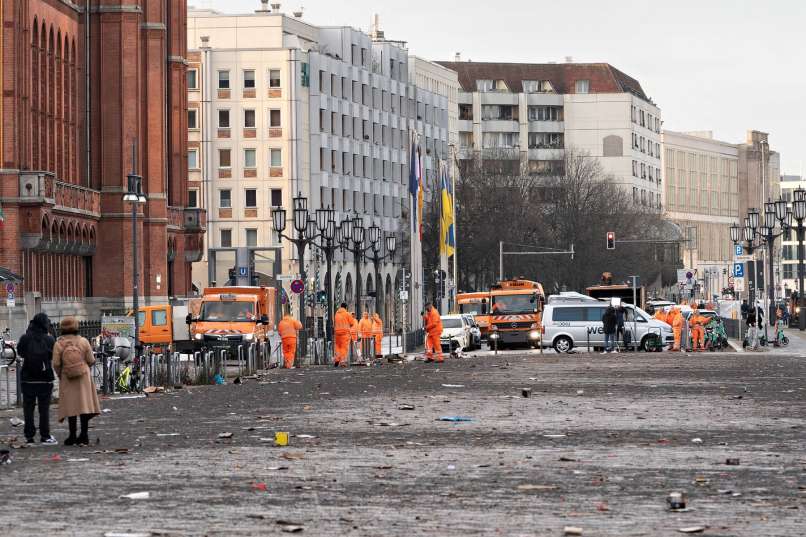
[365,226,397,316]
[309,207,339,352]
[123,147,146,354]
[792,188,806,330]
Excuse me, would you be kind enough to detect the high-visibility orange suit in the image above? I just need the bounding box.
[277,314,303,368]
[358,312,374,357]
[689,311,707,351]
[372,313,383,357]
[424,307,444,362]
[653,309,668,325]
[333,307,356,366]
[670,308,684,351]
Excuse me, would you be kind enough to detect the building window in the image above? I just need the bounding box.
[527,132,563,149]
[641,162,646,179]
[271,188,282,207]
[217,70,230,90]
[246,228,258,247]
[632,160,638,177]
[269,109,281,127]
[243,70,255,89]
[244,109,256,128]
[476,79,493,92]
[218,109,230,128]
[187,109,198,129]
[187,69,198,90]
[187,149,198,170]
[574,79,590,94]
[528,106,563,121]
[219,149,231,168]
[640,110,646,127]
[220,229,232,248]
[269,69,281,88]
[219,189,231,208]
[244,149,256,169]
[245,188,257,208]
[270,148,282,167]
[187,189,198,208]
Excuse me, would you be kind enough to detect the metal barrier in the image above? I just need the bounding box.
[0,363,13,409]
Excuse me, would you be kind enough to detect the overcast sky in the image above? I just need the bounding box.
[193,0,805,175]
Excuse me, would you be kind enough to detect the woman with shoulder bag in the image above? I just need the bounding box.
[52,317,101,446]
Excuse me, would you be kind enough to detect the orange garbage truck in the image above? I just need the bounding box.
[488,279,545,349]
[188,287,277,354]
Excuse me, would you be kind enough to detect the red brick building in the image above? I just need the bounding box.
[0,0,205,326]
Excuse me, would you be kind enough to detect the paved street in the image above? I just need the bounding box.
[2,350,805,536]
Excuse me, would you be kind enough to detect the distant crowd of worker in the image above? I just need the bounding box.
[652,302,717,352]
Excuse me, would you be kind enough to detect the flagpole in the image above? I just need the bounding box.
[450,147,458,308]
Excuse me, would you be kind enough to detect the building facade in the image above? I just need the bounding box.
[435,61,662,207]
[662,130,739,296]
[0,0,203,333]
[778,175,803,296]
[187,6,455,324]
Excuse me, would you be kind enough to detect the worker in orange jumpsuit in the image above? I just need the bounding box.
[333,303,356,367]
[372,313,384,357]
[277,312,303,369]
[670,307,684,351]
[358,311,374,358]
[653,308,667,325]
[689,310,707,351]
[423,303,444,363]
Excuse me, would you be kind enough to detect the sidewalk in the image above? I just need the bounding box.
[730,325,806,354]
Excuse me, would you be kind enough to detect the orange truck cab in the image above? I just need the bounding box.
[189,286,276,351]
[457,292,491,338]
[488,279,545,349]
[137,304,183,350]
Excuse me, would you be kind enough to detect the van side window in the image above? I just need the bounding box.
[587,307,607,321]
[152,310,168,326]
[137,312,145,327]
[552,307,585,321]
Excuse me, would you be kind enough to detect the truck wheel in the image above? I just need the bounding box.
[553,336,572,354]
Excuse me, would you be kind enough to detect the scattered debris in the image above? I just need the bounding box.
[559,456,577,462]
[104,532,154,537]
[218,432,233,439]
[143,386,164,394]
[667,491,687,510]
[516,484,559,492]
[596,502,609,512]
[0,449,11,465]
[67,458,90,462]
[9,417,23,427]
[725,457,740,466]
[576,390,585,396]
[252,482,268,492]
[677,527,707,534]
[543,434,566,439]
[441,384,465,388]
[101,408,112,413]
[119,492,150,500]
[521,388,532,398]
[275,432,289,446]
[155,433,180,437]
[280,452,305,461]
[437,416,473,422]
[277,521,304,533]
[691,438,703,444]
[398,404,415,410]
[295,434,316,439]
[49,454,62,462]
[563,526,583,535]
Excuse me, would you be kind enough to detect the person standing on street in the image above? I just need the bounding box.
[689,310,707,351]
[333,304,355,367]
[52,317,101,446]
[602,306,617,354]
[423,304,443,363]
[17,313,57,445]
[670,307,683,351]
[358,311,374,358]
[615,305,625,353]
[372,313,384,358]
[277,311,303,369]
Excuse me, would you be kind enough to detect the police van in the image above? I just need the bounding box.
[542,298,673,353]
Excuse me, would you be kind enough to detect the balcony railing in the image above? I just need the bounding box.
[19,171,100,216]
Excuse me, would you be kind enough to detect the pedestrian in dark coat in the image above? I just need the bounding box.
[602,306,618,354]
[52,317,101,446]
[615,306,626,352]
[17,313,57,444]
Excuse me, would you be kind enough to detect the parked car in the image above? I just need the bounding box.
[440,315,471,352]
[462,315,482,350]
[541,299,673,353]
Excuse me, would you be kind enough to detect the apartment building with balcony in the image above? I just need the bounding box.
[187,5,454,319]
[436,61,662,207]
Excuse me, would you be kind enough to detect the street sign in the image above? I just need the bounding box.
[238,266,248,277]
[735,244,743,257]
[4,283,14,293]
[733,277,745,292]
[399,290,409,302]
[732,263,744,278]
[290,279,305,294]
[276,274,297,281]
[6,291,14,308]
[736,255,753,262]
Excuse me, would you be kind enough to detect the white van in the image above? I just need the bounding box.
[542,300,673,353]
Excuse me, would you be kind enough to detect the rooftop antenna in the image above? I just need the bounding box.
[293,6,304,17]
[256,0,271,13]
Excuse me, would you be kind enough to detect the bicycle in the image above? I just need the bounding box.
[773,319,789,347]
[1,328,16,366]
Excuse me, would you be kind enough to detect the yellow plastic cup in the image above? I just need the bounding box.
[274,431,289,446]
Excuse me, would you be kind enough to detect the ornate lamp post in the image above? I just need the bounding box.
[123,148,147,353]
[309,207,338,344]
[792,187,806,330]
[365,225,397,316]
[271,193,315,356]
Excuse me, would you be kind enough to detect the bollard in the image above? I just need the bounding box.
[237,345,244,377]
[1,364,10,409]
[220,349,228,383]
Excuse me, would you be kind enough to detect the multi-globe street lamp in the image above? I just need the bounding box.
[366,226,397,316]
[123,152,147,352]
[790,188,806,330]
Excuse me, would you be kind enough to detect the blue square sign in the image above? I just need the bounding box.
[238,266,248,277]
[735,244,743,257]
[733,263,744,278]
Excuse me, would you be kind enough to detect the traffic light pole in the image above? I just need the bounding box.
[499,241,575,281]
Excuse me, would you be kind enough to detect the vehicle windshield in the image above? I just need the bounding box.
[459,303,487,315]
[199,301,256,322]
[441,318,463,329]
[491,294,537,314]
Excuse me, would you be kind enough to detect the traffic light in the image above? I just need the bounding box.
[316,290,327,304]
[606,232,615,250]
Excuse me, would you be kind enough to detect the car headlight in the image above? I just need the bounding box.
[489,332,500,340]
[797,307,801,313]
[244,333,254,341]
[194,333,203,340]
[529,330,540,339]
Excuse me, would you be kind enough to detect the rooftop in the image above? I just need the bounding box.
[435,61,650,101]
